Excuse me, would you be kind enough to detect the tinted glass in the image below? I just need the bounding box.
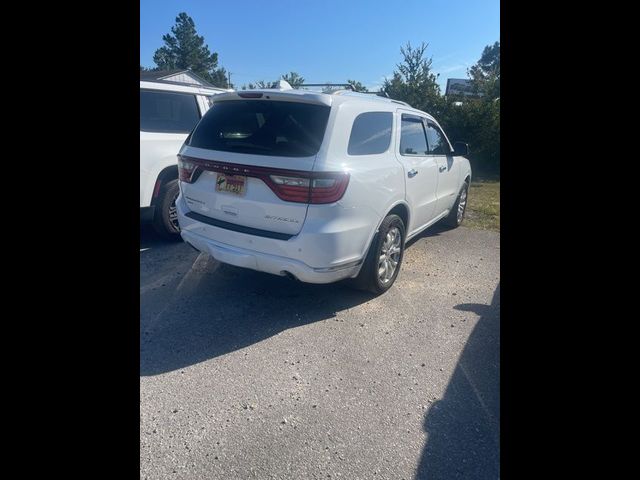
[140,90,200,133]
[425,122,450,155]
[348,112,393,155]
[188,100,330,157]
[400,116,429,155]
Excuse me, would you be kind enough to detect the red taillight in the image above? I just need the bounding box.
[178,155,199,183]
[267,175,311,203]
[310,175,350,204]
[264,172,349,204]
[177,156,350,204]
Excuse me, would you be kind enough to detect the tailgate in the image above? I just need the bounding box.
[179,147,314,236]
[178,98,332,236]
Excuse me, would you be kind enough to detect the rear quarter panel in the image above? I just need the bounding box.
[312,101,407,260]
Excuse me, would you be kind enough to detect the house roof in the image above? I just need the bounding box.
[140,69,184,80]
[139,69,216,88]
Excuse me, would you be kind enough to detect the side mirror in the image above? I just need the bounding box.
[452,141,469,156]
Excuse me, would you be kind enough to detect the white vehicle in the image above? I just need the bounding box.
[176,84,471,293]
[140,79,228,238]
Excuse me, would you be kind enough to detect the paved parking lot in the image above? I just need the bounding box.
[140,223,500,479]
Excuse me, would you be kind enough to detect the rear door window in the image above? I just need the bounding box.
[400,115,429,155]
[188,100,330,157]
[348,112,393,155]
[140,90,201,133]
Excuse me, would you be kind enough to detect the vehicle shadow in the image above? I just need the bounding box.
[140,223,180,250]
[405,222,450,248]
[140,220,454,377]
[415,284,500,480]
[140,253,376,376]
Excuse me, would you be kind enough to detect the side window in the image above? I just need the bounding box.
[348,112,393,155]
[400,115,429,155]
[425,122,451,155]
[140,90,200,133]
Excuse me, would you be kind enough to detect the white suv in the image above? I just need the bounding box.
[176,84,471,293]
[140,80,227,238]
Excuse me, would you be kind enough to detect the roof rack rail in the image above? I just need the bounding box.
[332,89,412,107]
[296,83,355,90]
[390,99,411,107]
[290,83,411,107]
[354,91,390,98]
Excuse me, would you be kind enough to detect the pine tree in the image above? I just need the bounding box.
[152,12,229,88]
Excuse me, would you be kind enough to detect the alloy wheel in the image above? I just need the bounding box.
[378,227,402,284]
[457,187,468,223]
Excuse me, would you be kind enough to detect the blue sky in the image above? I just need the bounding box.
[140,0,499,91]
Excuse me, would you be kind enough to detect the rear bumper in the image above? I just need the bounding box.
[181,229,362,283]
[176,193,375,284]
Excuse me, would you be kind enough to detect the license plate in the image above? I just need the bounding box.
[216,174,246,196]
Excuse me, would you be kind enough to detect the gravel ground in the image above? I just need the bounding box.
[140,223,500,479]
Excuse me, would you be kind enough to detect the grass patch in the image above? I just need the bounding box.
[464,179,500,231]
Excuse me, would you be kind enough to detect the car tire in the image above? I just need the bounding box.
[442,181,469,229]
[351,214,405,295]
[152,179,182,241]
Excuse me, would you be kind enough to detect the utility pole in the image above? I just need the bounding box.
[227,71,232,89]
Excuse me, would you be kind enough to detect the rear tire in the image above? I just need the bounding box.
[351,214,405,295]
[152,179,181,241]
[442,181,469,229]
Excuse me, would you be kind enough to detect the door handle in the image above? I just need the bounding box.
[408,169,418,178]
[439,166,447,172]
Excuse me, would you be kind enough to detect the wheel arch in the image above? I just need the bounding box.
[366,200,412,253]
[150,165,179,207]
[386,202,410,233]
[351,200,411,291]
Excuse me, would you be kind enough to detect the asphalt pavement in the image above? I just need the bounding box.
[140,223,500,479]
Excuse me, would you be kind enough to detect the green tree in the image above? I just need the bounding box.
[437,41,500,175]
[468,41,500,99]
[347,80,368,92]
[382,42,444,116]
[322,81,341,93]
[209,68,232,89]
[152,12,230,88]
[380,40,500,175]
[438,96,500,175]
[281,71,305,87]
[242,80,273,90]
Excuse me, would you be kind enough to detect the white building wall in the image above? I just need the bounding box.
[162,72,203,86]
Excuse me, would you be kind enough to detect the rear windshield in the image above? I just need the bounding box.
[187,100,330,157]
